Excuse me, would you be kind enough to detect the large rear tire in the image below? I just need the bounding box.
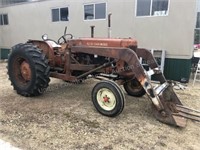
[123,79,146,97]
[7,43,50,96]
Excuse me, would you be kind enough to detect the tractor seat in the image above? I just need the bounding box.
[46,40,61,48]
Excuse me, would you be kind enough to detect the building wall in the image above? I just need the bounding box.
[0,0,108,49]
[0,0,197,58]
[133,0,196,59]
[0,0,198,80]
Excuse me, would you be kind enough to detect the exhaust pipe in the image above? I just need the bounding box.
[90,25,95,38]
[108,13,112,38]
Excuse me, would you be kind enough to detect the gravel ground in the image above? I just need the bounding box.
[0,62,200,150]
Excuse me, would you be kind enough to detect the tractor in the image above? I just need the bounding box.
[7,27,200,127]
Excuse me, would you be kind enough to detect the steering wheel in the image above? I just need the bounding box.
[57,34,73,44]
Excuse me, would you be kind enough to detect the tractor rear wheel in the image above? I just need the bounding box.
[7,43,50,96]
[92,80,125,117]
[123,79,146,97]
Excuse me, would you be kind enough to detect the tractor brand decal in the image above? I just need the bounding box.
[86,42,108,47]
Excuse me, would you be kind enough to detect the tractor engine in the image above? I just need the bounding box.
[72,53,108,65]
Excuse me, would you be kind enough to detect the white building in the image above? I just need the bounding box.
[0,0,199,81]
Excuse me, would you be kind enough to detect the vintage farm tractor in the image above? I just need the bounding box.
[7,27,200,127]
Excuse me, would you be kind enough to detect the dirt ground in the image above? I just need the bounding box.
[0,62,200,150]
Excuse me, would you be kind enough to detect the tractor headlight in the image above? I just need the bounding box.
[42,34,48,41]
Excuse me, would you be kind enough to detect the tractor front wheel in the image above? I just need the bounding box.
[92,80,125,117]
[7,43,50,96]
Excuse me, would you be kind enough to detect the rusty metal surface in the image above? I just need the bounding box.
[28,40,56,66]
[175,105,200,122]
[50,72,76,81]
[20,61,31,81]
[70,64,96,71]
[136,48,166,83]
[71,46,146,82]
[77,61,113,79]
[171,115,187,127]
[54,55,65,67]
[150,82,200,127]
[69,38,137,48]
[29,38,140,82]
[151,84,187,127]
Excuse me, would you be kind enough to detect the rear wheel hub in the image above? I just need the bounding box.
[20,61,31,81]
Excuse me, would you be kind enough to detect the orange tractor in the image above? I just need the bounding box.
[7,27,200,127]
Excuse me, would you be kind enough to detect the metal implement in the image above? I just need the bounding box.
[7,27,200,127]
[175,105,200,122]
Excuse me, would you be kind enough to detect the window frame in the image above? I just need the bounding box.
[0,14,9,26]
[135,0,170,18]
[51,6,69,22]
[83,2,107,21]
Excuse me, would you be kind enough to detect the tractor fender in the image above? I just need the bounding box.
[27,40,55,66]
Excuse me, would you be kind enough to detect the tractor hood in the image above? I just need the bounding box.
[70,38,138,48]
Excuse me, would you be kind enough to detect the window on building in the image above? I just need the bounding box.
[84,4,94,20]
[60,7,69,21]
[0,14,9,25]
[84,3,106,20]
[0,15,2,25]
[196,12,200,29]
[136,0,169,17]
[52,7,69,22]
[0,0,42,7]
